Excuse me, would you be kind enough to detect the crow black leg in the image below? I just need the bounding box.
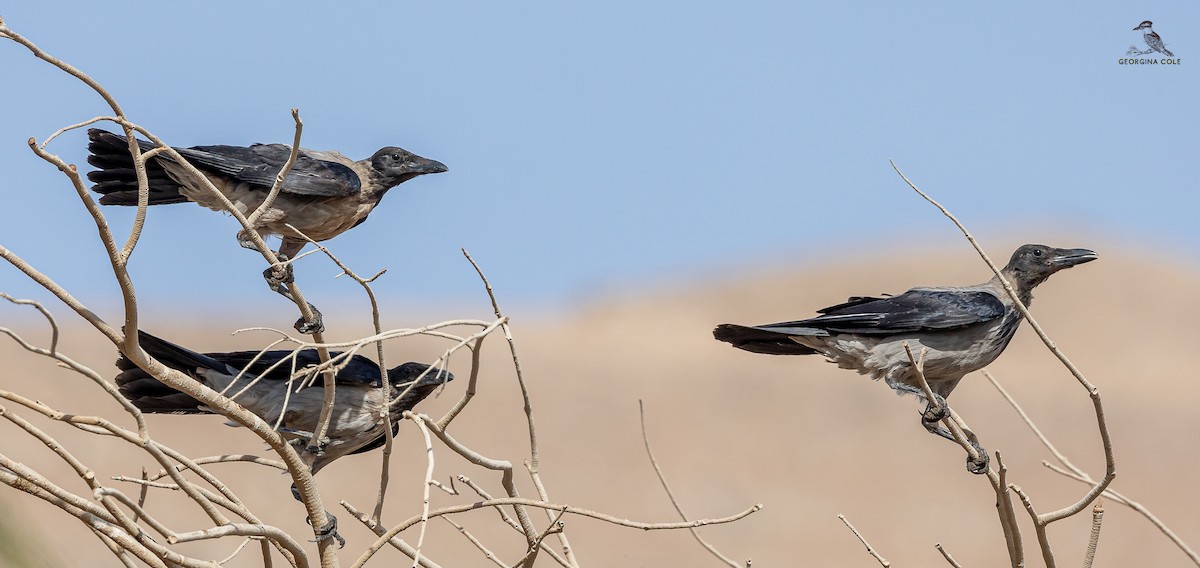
[279,427,330,453]
[310,514,344,547]
[261,256,325,334]
[263,254,295,294]
[292,306,324,335]
[292,484,345,548]
[918,396,989,474]
[920,393,950,424]
[255,238,325,334]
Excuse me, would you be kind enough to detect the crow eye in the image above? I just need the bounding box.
[1033,249,1043,257]
[391,153,401,161]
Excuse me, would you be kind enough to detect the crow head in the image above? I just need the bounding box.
[1003,244,1097,291]
[370,147,448,188]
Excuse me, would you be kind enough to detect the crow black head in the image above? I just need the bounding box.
[1003,244,1097,290]
[370,147,448,187]
[387,362,454,389]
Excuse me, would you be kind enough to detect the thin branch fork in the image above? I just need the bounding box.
[891,162,1117,566]
[1,18,339,557]
[352,497,764,568]
[985,370,1199,566]
[640,400,745,567]
[837,514,890,567]
[461,248,580,567]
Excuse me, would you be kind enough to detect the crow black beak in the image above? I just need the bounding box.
[412,157,448,175]
[1051,248,1098,269]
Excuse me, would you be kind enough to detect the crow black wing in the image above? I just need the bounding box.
[176,144,362,197]
[206,349,385,388]
[760,289,1005,335]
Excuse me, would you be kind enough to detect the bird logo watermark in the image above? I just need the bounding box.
[1120,20,1180,65]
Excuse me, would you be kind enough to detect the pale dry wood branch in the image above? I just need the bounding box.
[171,524,306,558]
[354,497,763,568]
[82,512,171,568]
[405,412,540,547]
[0,456,216,568]
[135,467,149,522]
[985,370,1199,565]
[103,481,300,560]
[408,413,438,568]
[93,527,140,568]
[136,455,289,482]
[1044,463,1196,566]
[891,162,1115,525]
[0,397,305,568]
[903,318,1024,566]
[935,543,964,568]
[0,315,148,436]
[1010,484,1055,567]
[111,473,301,567]
[441,516,507,568]
[0,388,230,525]
[286,229,397,523]
[339,500,443,568]
[247,110,303,228]
[640,400,743,567]
[435,330,486,429]
[22,136,139,344]
[902,343,985,470]
[0,388,299,568]
[1083,503,1103,568]
[0,406,164,553]
[429,477,458,496]
[0,20,347,563]
[461,248,579,567]
[0,453,115,523]
[0,292,59,353]
[0,33,333,559]
[837,514,891,567]
[991,451,1024,568]
[510,509,567,568]
[456,475,572,568]
[94,487,176,542]
[262,540,276,568]
[218,538,256,566]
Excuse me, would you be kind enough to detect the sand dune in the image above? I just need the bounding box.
[2,246,1197,566]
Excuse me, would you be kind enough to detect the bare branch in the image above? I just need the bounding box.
[354,497,763,567]
[441,517,507,568]
[891,161,1115,524]
[837,514,890,567]
[935,543,964,568]
[1083,503,1104,568]
[340,500,442,568]
[461,248,579,567]
[640,400,742,567]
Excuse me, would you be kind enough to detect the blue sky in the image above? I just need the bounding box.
[0,3,1195,324]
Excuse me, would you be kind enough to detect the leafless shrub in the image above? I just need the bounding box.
[0,17,759,568]
[825,163,1199,567]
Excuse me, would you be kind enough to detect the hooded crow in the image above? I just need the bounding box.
[714,244,1097,472]
[115,331,452,481]
[87,129,447,332]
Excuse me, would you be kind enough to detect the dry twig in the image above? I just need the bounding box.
[837,514,890,567]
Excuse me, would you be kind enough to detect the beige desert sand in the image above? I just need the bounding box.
[1,243,1197,567]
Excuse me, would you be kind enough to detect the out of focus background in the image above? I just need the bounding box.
[1,3,1197,566]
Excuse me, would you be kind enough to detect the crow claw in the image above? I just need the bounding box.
[966,447,990,474]
[294,303,324,334]
[306,512,345,548]
[920,394,949,424]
